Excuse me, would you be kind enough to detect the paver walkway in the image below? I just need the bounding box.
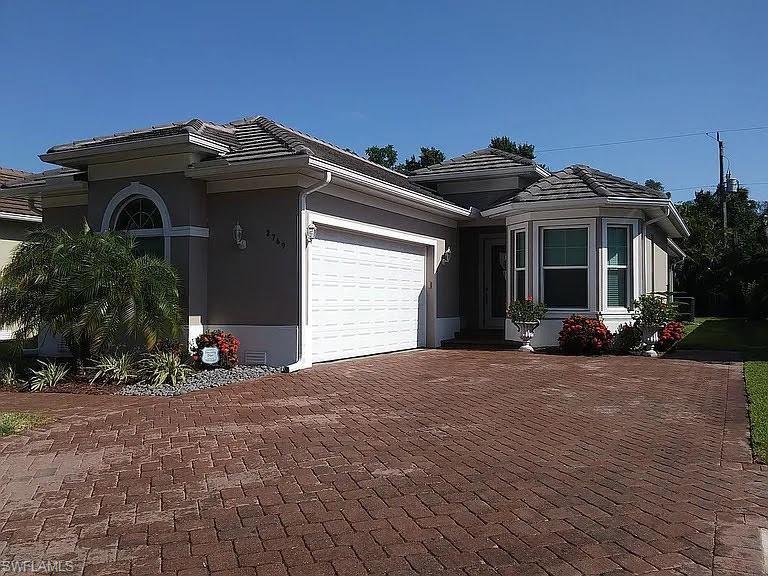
[0,350,766,575]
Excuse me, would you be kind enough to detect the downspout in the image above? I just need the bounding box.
[284,170,332,372]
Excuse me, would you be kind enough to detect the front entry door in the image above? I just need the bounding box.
[482,237,507,329]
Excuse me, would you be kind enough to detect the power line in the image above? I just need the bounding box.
[666,181,768,192]
[537,125,768,153]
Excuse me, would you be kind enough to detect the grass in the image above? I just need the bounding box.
[678,317,768,461]
[0,411,51,437]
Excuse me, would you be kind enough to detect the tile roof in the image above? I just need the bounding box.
[47,119,237,153]
[502,164,669,204]
[0,167,42,218]
[411,147,536,178]
[44,115,444,200]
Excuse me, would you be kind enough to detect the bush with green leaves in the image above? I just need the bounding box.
[0,225,182,372]
[632,294,676,332]
[612,323,643,355]
[140,351,191,387]
[28,360,69,392]
[0,364,20,390]
[90,353,136,385]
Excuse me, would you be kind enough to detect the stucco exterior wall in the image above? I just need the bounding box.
[88,173,207,229]
[646,224,670,294]
[0,220,33,270]
[206,187,299,326]
[43,205,88,231]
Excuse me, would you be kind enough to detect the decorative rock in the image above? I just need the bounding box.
[119,365,280,396]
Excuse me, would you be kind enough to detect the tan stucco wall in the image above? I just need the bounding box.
[0,220,32,270]
[307,192,460,319]
[206,187,300,326]
[646,224,670,294]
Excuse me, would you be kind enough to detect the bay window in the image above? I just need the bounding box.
[607,226,630,308]
[541,228,588,309]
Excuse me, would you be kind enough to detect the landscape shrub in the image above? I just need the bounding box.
[28,360,69,392]
[658,321,685,351]
[191,330,240,368]
[140,351,191,387]
[632,294,676,333]
[90,353,136,385]
[612,323,643,355]
[558,315,613,355]
[0,226,181,372]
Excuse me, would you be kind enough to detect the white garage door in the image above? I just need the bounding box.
[310,227,427,362]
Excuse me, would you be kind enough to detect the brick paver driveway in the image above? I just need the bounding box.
[1,350,767,576]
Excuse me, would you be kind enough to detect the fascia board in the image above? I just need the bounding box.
[307,157,472,218]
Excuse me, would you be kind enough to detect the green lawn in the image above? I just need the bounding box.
[0,411,51,437]
[679,317,768,461]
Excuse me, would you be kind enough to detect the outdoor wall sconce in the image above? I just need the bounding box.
[442,246,453,264]
[306,222,317,243]
[233,220,247,250]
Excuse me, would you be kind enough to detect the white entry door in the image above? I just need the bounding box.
[310,227,427,363]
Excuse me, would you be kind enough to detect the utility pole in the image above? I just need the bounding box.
[717,131,727,234]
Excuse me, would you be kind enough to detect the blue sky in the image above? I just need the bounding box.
[1,1,766,201]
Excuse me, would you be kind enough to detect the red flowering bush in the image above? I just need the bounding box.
[559,315,613,355]
[191,330,240,368]
[657,321,685,351]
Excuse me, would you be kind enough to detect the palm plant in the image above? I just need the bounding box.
[0,225,181,373]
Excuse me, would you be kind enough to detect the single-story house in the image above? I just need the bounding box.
[1,116,688,367]
[0,167,42,340]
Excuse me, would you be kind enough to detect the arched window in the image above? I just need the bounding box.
[112,196,166,258]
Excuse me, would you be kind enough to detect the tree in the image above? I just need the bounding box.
[0,225,182,371]
[397,147,446,174]
[644,179,664,192]
[489,136,536,160]
[675,187,768,316]
[365,144,398,169]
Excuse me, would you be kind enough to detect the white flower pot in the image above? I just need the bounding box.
[514,320,540,352]
[641,327,660,357]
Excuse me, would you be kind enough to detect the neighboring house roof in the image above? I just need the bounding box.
[0,167,42,219]
[410,147,536,180]
[504,164,669,204]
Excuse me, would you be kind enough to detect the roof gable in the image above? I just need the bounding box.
[511,164,669,203]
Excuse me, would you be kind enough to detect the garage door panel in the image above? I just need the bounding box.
[310,227,427,363]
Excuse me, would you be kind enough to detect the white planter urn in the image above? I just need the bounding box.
[514,320,540,352]
[641,326,660,357]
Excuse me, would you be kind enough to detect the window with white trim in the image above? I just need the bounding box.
[112,196,165,258]
[606,225,630,308]
[541,227,588,309]
[513,229,527,301]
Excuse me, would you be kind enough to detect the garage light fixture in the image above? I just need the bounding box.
[442,246,453,264]
[306,222,317,243]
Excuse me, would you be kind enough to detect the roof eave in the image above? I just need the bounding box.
[40,133,229,167]
[0,211,42,223]
[409,164,542,183]
[307,157,472,219]
[185,154,309,179]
